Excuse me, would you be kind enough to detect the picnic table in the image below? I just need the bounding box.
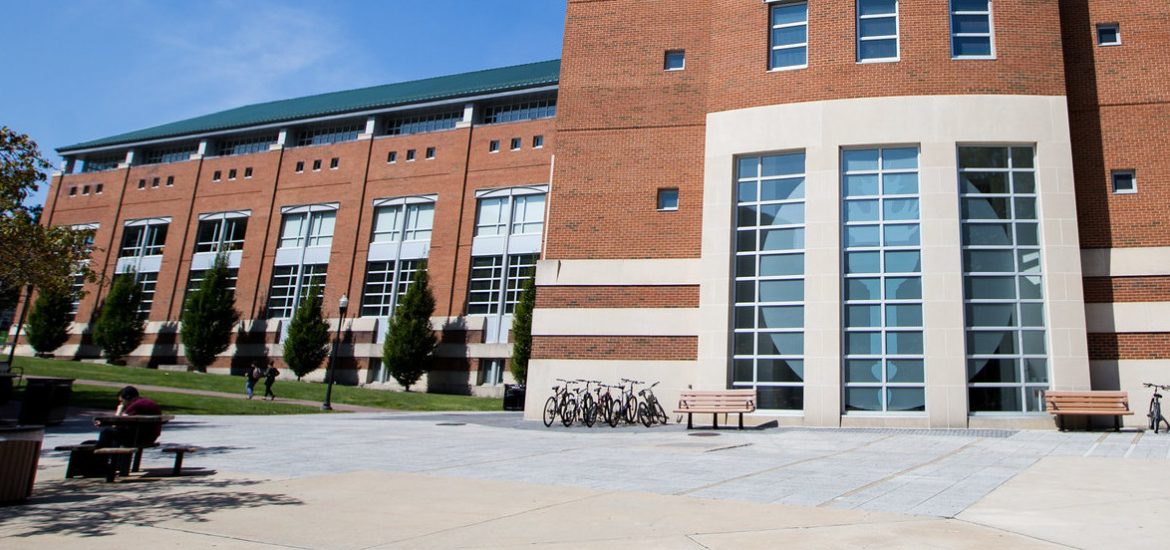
[93,414,174,472]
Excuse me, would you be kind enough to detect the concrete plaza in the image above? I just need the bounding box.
[3,412,1169,548]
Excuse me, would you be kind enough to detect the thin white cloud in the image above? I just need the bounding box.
[129,0,380,123]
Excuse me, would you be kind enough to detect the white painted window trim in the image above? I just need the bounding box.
[1111,170,1137,194]
[950,0,996,60]
[767,0,809,71]
[372,194,438,208]
[475,184,549,199]
[281,202,340,214]
[1096,23,1121,46]
[198,210,251,221]
[856,0,900,63]
[124,216,172,227]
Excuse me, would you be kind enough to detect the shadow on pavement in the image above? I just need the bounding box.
[0,474,301,538]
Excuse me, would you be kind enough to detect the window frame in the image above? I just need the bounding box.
[950,0,996,59]
[657,188,680,211]
[1111,170,1136,194]
[768,1,809,71]
[664,49,686,71]
[857,0,900,63]
[1096,23,1121,47]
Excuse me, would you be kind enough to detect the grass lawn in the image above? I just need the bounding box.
[13,356,503,412]
[16,384,323,415]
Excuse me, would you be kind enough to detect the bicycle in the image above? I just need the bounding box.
[637,381,668,427]
[543,379,574,427]
[1144,382,1170,433]
[617,378,642,424]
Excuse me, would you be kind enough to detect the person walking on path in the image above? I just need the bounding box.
[245,366,260,399]
[263,360,280,400]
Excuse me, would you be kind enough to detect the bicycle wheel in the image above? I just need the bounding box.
[542,396,558,428]
[638,402,652,427]
[1155,401,1164,434]
[561,396,577,427]
[582,394,597,427]
[625,396,639,424]
[1150,398,1158,431]
[606,399,620,427]
[653,400,668,425]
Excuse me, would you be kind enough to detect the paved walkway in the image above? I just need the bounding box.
[70,378,385,412]
[3,413,1167,548]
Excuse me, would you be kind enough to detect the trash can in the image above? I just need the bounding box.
[503,384,526,411]
[0,424,44,503]
[18,377,75,426]
[0,372,17,406]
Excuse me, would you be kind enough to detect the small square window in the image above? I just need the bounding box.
[295,161,304,173]
[151,177,160,188]
[82,185,90,195]
[387,151,397,163]
[425,147,435,159]
[406,149,416,161]
[312,159,322,171]
[664,49,685,71]
[137,179,146,189]
[657,188,679,211]
[489,140,500,153]
[511,137,521,151]
[228,169,237,180]
[166,175,174,186]
[95,184,103,194]
[1112,170,1136,194]
[244,167,253,178]
[69,186,77,196]
[1097,23,1121,46]
[213,171,222,182]
[330,157,339,169]
[533,135,544,148]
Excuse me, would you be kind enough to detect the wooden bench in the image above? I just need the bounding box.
[673,390,757,429]
[161,446,200,476]
[1045,390,1133,431]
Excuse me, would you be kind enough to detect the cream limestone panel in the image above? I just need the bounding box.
[532,308,700,336]
[1085,303,1170,333]
[535,259,702,286]
[1092,359,1170,428]
[522,359,699,421]
[1081,247,1170,277]
[701,95,1084,426]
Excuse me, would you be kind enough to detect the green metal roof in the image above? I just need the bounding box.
[60,59,561,153]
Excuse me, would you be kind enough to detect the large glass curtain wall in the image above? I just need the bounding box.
[841,147,925,413]
[959,146,1049,413]
[732,152,807,410]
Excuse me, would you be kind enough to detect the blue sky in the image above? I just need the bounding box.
[0,0,566,206]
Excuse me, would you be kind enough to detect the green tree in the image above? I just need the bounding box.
[509,277,536,385]
[282,286,329,381]
[382,268,437,391]
[24,286,75,355]
[92,273,145,364]
[180,255,240,372]
[0,127,94,295]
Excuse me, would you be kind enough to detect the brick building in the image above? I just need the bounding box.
[32,61,560,396]
[524,0,1167,429]
[14,1,1170,425]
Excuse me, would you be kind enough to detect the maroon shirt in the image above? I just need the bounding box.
[122,397,163,442]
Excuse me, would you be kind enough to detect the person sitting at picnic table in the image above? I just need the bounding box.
[96,385,163,448]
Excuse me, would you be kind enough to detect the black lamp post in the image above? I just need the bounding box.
[321,294,348,411]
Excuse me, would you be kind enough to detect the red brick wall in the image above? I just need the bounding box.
[537,286,699,308]
[706,0,1066,112]
[1088,333,1170,360]
[1083,277,1170,303]
[532,336,697,361]
[1064,2,1170,249]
